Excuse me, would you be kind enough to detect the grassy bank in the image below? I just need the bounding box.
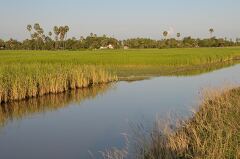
[0,47,240,102]
[102,88,240,159]
[0,64,117,103]
[134,88,240,159]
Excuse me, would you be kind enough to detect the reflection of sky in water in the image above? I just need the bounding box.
[0,64,240,159]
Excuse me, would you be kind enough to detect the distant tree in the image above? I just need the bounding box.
[48,32,52,37]
[80,36,84,42]
[64,26,69,40]
[32,23,45,49]
[34,23,40,31]
[209,28,214,38]
[3,23,240,50]
[0,39,5,49]
[64,26,70,48]
[27,25,32,39]
[163,31,168,39]
[53,26,60,40]
[53,26,60,49]
[55,25,70,49]
[177,33,181,39]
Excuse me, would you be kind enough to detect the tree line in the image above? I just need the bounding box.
[0,24,240,50]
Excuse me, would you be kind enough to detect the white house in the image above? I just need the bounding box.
[108,44,114,49]
[100,44,114,50]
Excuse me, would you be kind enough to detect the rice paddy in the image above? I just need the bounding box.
[0,47,240,103]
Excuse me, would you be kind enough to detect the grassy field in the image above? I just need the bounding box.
[1,47,240,77]
[0,47,240,103]
[1,48,240,65]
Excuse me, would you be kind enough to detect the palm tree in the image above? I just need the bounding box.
[63,26,69,49]
[27,25,32,39]
[176,33,181,47]
[64,26,69,40]
[163,31,168,39]
[53,26,60,49]
[209,28,214,38]
[80,36,84,42]
[34,23,41,32]
[177,33,181,39]
[53,26,60,40]
[48,32,52,37]
[59,26,65,41]
[32,23,41,49]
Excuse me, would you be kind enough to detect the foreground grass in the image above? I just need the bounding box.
[0,47,240,102]
[103,88,240,159]
[135,88,240,159]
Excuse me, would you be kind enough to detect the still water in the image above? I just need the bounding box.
[0,64,240,159]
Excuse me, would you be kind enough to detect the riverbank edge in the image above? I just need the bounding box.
[102,87,240,159]
[136,87,240,159]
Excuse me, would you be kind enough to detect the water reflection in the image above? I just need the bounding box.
[0,84,113,127]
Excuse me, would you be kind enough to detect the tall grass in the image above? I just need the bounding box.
[102,88,240,159]
[0,64,117,103]
[134,88,240,159]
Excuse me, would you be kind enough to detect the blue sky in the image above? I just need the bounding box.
[0,0,240,40]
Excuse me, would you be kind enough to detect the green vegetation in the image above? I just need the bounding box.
[0,47,240,103]
[1,47,240,77]
[0,64,117,103]
[1,24,240,50]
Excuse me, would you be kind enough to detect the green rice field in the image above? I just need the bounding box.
[0,47,240,103]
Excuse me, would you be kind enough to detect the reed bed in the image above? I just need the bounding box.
[0,64,117,103]
[102,88,240,159]
[133,88,240,159]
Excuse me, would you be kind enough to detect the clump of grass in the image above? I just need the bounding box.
[136,88,240,159]
[0,64,117,103]
[101,134,129,159]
